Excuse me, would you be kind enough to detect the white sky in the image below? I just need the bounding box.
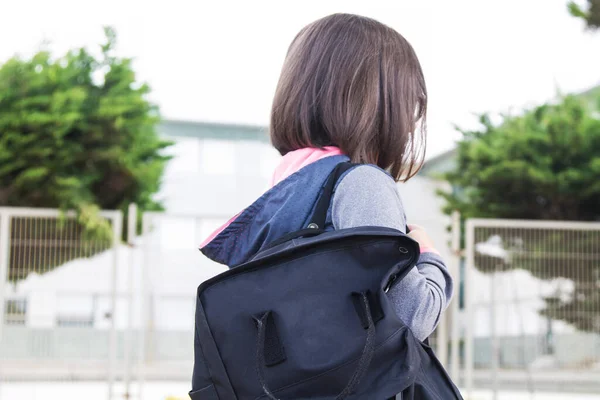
[1,0,599,157]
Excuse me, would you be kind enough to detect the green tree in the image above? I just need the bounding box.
[568,0,600,29]
[440,93,600,333]
[0,27,172,279]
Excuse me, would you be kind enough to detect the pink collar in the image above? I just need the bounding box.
[270,146,344,186]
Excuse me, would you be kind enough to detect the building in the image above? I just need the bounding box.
[3,120,456,367]
[156,120,280,217]
[9,116,597,372]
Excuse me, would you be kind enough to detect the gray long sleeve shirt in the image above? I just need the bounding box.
[331,165,454,341]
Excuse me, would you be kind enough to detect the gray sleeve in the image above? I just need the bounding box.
[331,165,454,341]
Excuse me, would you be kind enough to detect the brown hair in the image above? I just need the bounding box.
[270,13,427,181]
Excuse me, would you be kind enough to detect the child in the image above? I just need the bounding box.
[201,13,452,346]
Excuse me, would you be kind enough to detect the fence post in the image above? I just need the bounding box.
[449,211,461,382]
[137,213,152,400]
[464,219,475,397]
[108,211,123,400]
[436,310,448,368]
[490,268,499,400]
[0,209,10,344]
[124,204,137,399]
[436,220,450,367]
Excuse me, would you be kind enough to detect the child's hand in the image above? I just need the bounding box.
[407,224,436,251]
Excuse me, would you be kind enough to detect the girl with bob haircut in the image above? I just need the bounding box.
[200,13,454,398]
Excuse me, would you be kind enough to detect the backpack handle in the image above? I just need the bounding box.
[254,292,376,400]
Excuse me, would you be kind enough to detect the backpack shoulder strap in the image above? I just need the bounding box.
[263,162,355,250]
[313,162,408,234]
[307,161,355,229]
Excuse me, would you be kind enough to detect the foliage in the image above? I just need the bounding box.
[0,27,171,225]
[440,93,600,332]
[440,95,600,221]
[568,0,600,29]
[0,27,172,278]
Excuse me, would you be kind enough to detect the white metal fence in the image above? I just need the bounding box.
[0,207,232,399]
[463,218,600,398]
[4,206,600,399]
[0,207,122,399]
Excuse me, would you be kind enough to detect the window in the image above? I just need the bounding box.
[201,140,235,175]
[5,299,27,325]
[56,294,95,327]
[164,137,201,175]
[56,316,94,327]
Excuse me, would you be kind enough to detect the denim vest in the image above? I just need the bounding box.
[201,155,350,267]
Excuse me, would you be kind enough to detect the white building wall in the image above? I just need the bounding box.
[158,136,280,217]
[400,176,453,262]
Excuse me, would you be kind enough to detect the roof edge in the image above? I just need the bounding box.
[160,118,268,132]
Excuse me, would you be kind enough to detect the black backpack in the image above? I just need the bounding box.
[191,162,463,399]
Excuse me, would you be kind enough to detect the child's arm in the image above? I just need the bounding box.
[331,165,454,341]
